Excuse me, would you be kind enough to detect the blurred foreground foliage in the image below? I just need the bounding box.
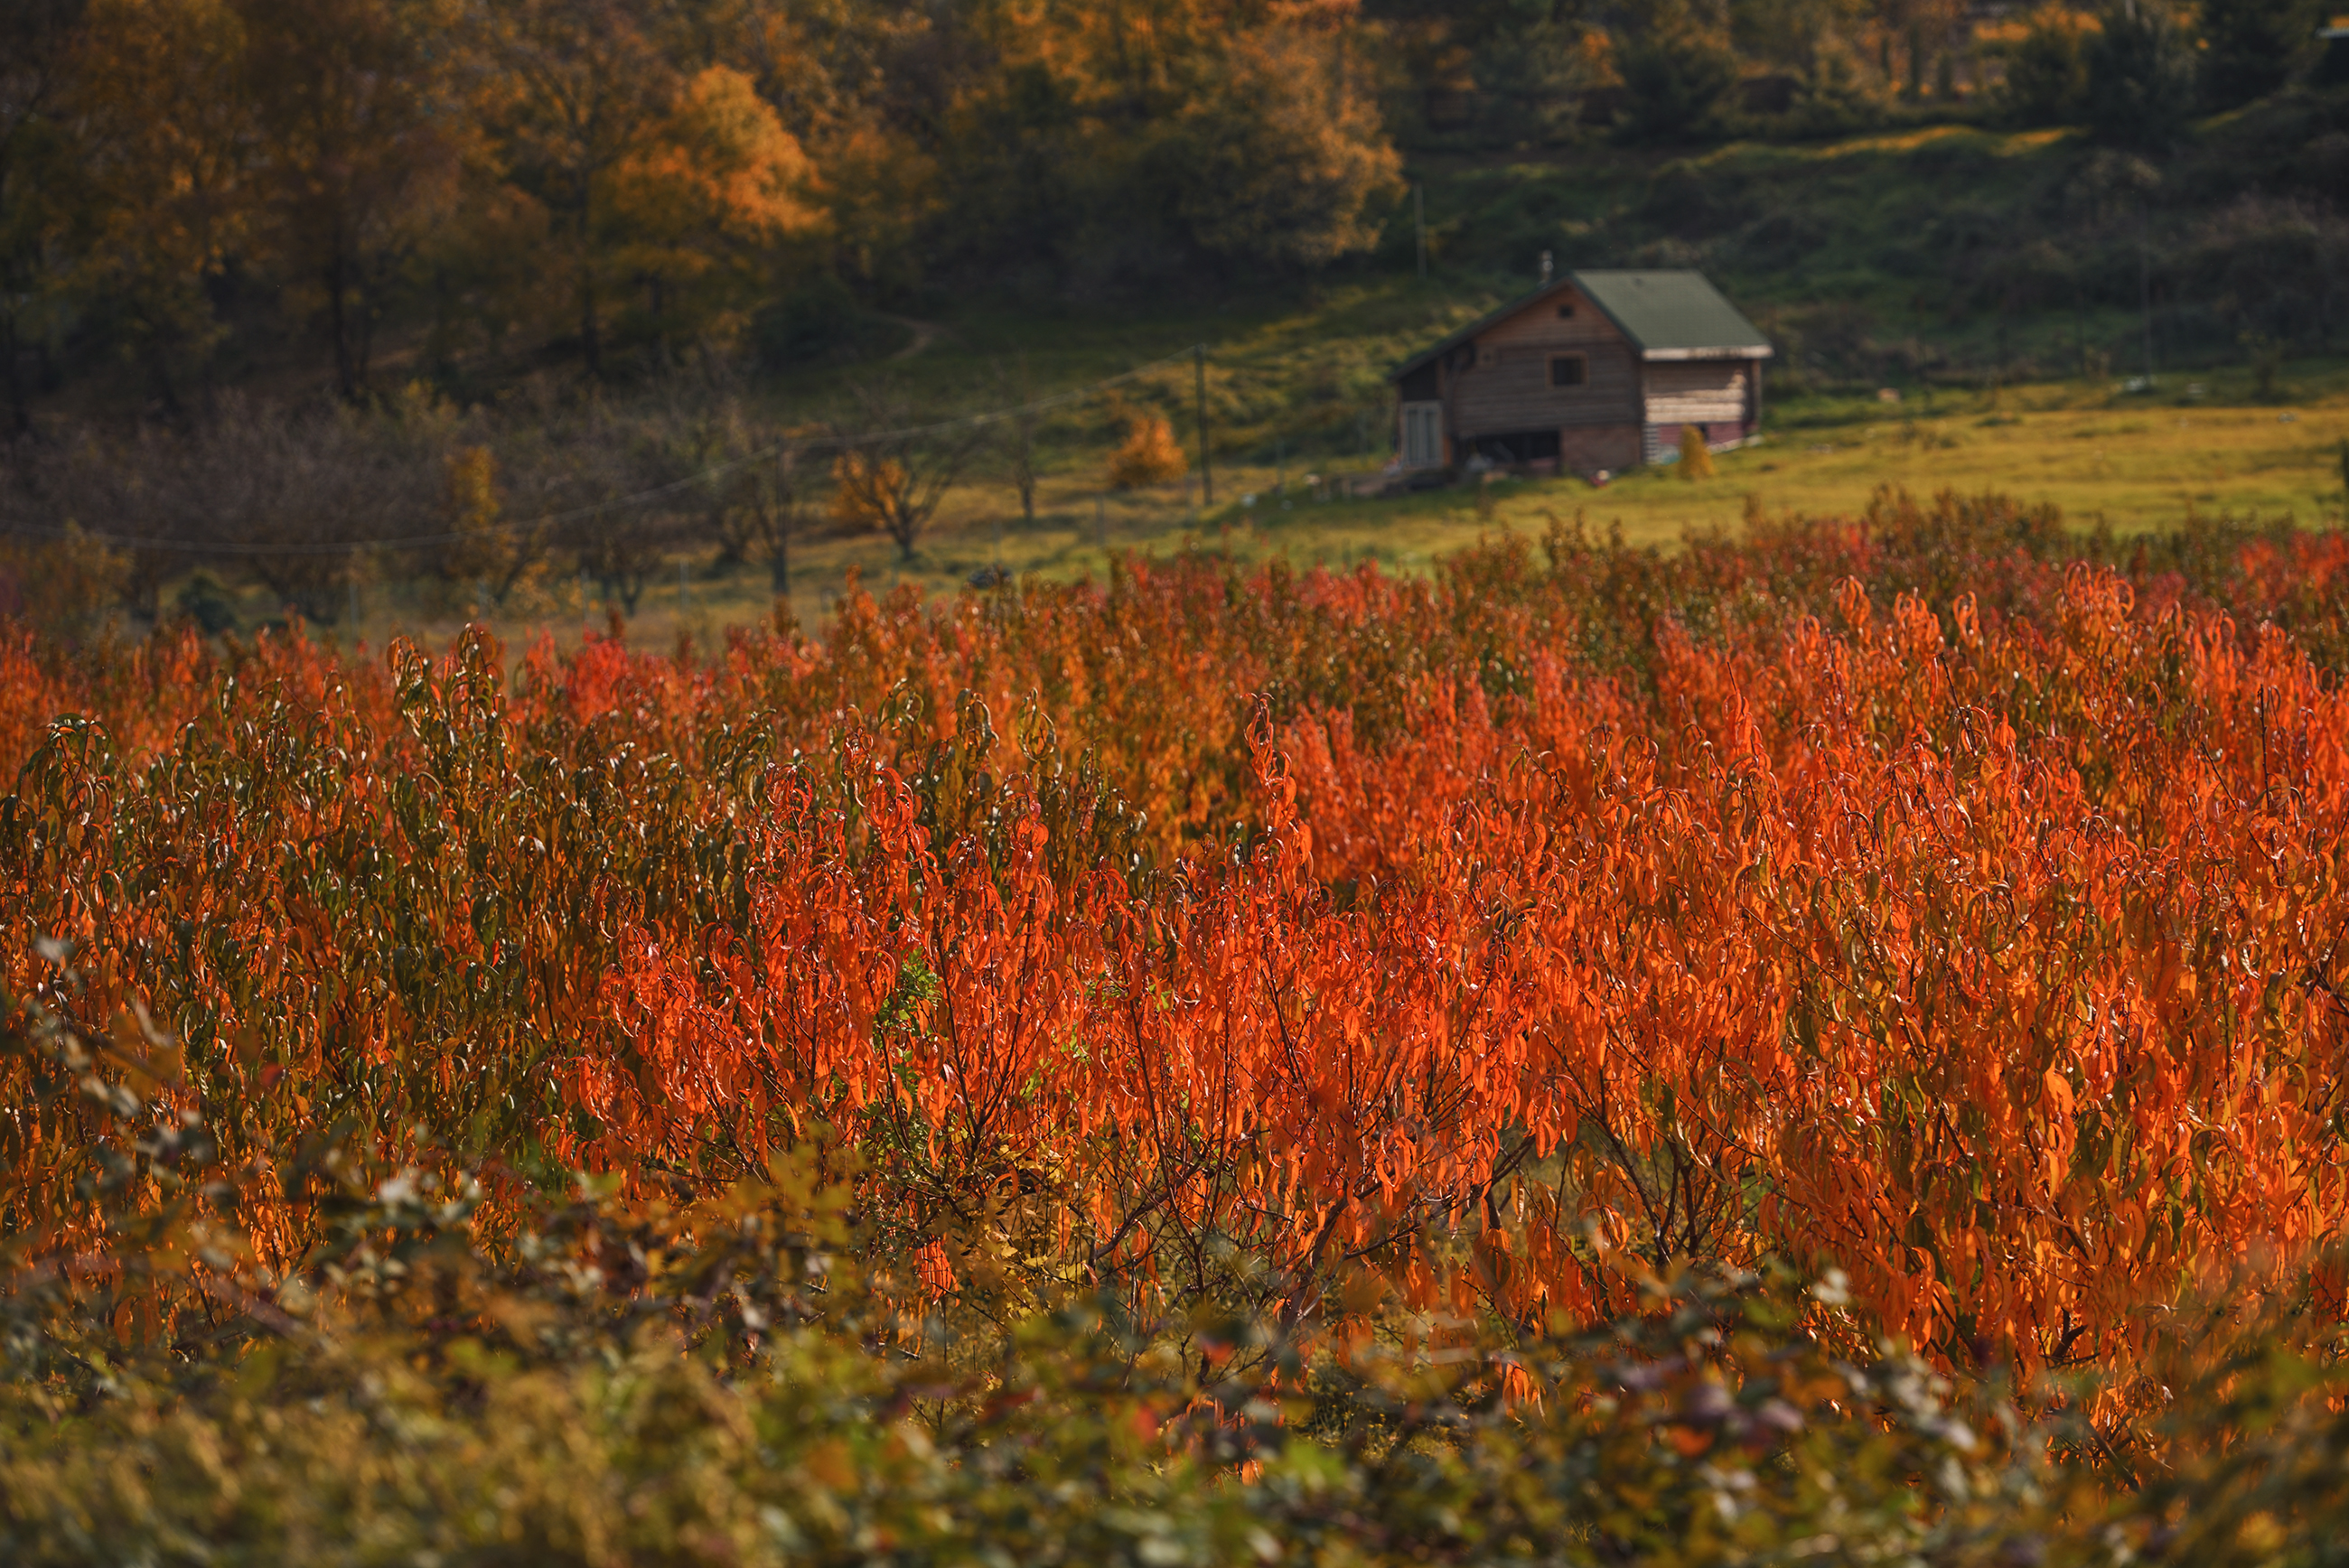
[11,966,2349,1568]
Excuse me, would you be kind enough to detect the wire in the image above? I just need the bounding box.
[4,345,1207,557]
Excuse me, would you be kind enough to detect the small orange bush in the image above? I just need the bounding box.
[1108,413,1186,490]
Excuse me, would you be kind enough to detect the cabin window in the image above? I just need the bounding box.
[1556,304,1576,319]
[1549,353,1587,388]
[1476,345,1499,369]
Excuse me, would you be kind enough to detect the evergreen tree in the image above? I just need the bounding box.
[1614,0,1742,145]
[2082,0,2196,149]
[2002,6,2088,126]
[2198,0,2324,109]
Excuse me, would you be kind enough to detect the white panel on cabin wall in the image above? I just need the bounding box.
[1646,393,1748,422]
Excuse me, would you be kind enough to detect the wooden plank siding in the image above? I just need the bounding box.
[1452,341,1640,433]
[1479,292,1628,351]
[1449,287,1638,443]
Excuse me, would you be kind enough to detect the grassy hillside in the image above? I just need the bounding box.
[19,92,2346,651]
[1409,96,2347,381]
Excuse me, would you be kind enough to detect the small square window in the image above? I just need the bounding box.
[1477,345,1499,369]
[1549,354,1587,388]
[1557,303,1577,319]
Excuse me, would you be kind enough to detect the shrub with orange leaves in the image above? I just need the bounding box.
[9,487,2349,1411]
[1107,413,1187,490]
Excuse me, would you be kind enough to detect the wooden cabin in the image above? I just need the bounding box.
[1390,270,1772,479]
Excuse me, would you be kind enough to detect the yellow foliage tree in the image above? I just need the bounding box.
[470,0,675,378]
[1679,424,1716,480]
[440,443,538,607]
[1108,414,1186,490]
[1168,24,1401,269]
[611,65,825,347]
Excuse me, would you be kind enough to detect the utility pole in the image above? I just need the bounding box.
[774,448,791,597]
[1194,344,1213,506]
[1415,184,1427,279]
[2073,281,2087,381]
[1015,350,1036,525]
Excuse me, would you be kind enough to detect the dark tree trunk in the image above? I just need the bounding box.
[578,198,603,379]
[143,337,185,424]
[328,252,357,401]
[5,309,25,436]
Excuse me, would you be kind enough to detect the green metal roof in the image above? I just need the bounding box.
[1390,269,1772,379]
[1572,270,1772,359]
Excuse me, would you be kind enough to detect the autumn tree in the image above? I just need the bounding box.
[756,440,806,594]
[828,386,987,561]
[641,389,796,591]
[1677,423,1716,477]
[993,355,1039,525]
[471,387,678,613]
[0,0,87,434]
[66,0,257,415]
[6,0,1432,410]
[2082,0,2195,149]
[939,0,1398,281]
[606,64,824,353]
[471,0,679,378]
[1165,23,1402,270]
[2001,5,2090,124]
[234,0,462,401]
[438,443,550,608]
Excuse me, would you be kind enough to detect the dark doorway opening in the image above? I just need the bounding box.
[1467,429,1561,465]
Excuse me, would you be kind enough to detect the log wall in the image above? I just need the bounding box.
[1643,360,1753,425]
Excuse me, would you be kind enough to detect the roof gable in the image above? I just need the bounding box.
[1390,269,1771,379]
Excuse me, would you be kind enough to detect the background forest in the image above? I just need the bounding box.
[1,0,2345,631]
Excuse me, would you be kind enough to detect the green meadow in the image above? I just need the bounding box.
[326,337,2349,654]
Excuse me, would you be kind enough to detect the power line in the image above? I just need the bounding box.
[5,346,1207,557]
